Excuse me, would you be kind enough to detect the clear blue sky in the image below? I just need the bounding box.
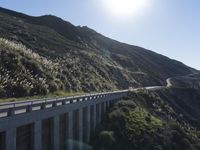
[0,0,199,69]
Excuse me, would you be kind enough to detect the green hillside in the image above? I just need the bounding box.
[93,89,200,150]
[0,7,195,98]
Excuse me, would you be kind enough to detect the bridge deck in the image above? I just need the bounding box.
[0,90,129,150]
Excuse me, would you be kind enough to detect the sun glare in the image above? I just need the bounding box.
[102,0,150,17]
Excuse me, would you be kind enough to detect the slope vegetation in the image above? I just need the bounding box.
[0,7,195,98]
[93,89,200,150]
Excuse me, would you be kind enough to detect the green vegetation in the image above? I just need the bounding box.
[0,38,116,98]
[0,90,84,103]
[0,38,61,97]
[93,90,200,150]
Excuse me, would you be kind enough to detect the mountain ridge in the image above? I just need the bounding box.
[0,7,197,98]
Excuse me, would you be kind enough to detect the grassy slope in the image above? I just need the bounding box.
[0,7,195,99]
[0,38,116,98]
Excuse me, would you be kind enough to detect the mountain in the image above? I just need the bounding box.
[169,74,200,89]
[0,7,197,98]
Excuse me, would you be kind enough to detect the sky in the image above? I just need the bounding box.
[0,0,199,69]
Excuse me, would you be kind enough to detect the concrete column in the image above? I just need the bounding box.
[106,101,109,111]
[98,103,101,123]
[34,121,42,150]
[93,104,96,132]
[66,111,73,150]
[6,128,16,150]
[78,108,83,150]
[86,106,91,143]
[53,116,60,150]
[103,102,106,114]
[107,101,111,108]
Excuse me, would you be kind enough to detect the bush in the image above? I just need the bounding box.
[0,87,6,98]
[11,84,30,97]
[98,131,115,150]
[115,100,136,109]
[48,81,58,92]
[30,83,48,95]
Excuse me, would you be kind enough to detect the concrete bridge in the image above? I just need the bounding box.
[0,90,129,150]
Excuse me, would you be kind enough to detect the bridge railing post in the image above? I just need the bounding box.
[8,108,15,116]
[27,105,32,112]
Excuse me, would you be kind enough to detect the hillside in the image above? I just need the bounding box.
[169,74,200,89]
[93,89,200,150]
[0,7,196,98]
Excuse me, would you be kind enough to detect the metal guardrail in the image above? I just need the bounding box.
[0,90,129,118]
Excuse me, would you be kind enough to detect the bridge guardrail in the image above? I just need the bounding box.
[0,90,129,118]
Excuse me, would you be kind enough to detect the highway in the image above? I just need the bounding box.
[0,78,174,117]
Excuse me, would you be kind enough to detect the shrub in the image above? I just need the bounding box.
[30,83,48,95]
[48,81,58,92]
[115,100,136,109]
[11,84,30,97]
[0,87,6,98]
[98,131,115,150]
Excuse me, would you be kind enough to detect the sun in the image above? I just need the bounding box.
[102,0,150,17]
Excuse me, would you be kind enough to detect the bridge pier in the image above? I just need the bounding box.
[6,128,16,150]
[78,109,83,150]
[86,106,91,143]
[34,121,42,150]
[107,101,111,108]
[101,103,105,119]
[97,103,101,124]
[42,118,54,150]
[53,116,60,150]
[92,104,97,133]
[82,106,90,144]
[0,132,5,150]
[0,91,128,150]
[66,112,73,150]
[103,102,106,114]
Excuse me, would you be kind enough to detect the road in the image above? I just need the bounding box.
[131,72,200,91]
[166,78,172,87]
[166,72,200,88]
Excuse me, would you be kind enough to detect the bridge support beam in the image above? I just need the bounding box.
[83,106,91,144]
[34,121,42,150]
[53,116,60,150]
[78,109,83,150]
[6,128,16,150]
[103,102,106,114]
[105,101,108,111]
[106,100,110,108]
[86,106,91,143]
[92,104,96,132]
[66,111,73,150]
[98,103,101,123]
